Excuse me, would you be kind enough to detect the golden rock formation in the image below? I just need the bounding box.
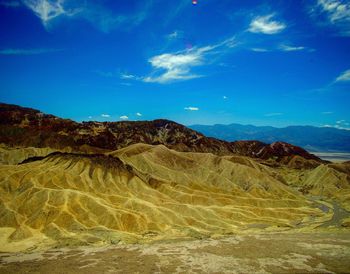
[1,144,344,252]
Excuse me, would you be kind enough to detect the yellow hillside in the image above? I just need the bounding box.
[0,144,346,252]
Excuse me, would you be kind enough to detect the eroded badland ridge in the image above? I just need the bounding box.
[0,103,350,273]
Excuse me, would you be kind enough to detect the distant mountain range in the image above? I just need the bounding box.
[0,103,321,164]
[189,124,350,152]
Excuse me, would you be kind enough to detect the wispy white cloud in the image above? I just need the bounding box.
[21,0,151,32]
[279,44,305,51]
[251,44,308,53]
[316,0,350,35]
[335,126,350,130]
[136,112,142,117]
[335,69,350,82]
[0,48,62,55]
[120,73,137,80]
[322,124,350,130]
[322,111,333,114]
[96,71,138,81]
[119,115,128,120]
[248,14,286,34]
[251,48,269,52]
[264,112,283,117]
[142,37,236,84]
[143,51,203,83]
[22,0,77,26]
[334,119,350,130]
[167,30,181,40]
[101,114,110,118]
[184,107,199,111]
[319,0,350,22]
[336,119,346,124]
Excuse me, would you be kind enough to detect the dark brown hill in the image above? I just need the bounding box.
[0,103,321,162]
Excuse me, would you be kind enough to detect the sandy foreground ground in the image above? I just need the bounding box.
[1,232,350,274]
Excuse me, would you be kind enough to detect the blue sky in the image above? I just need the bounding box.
[0,0,349,128]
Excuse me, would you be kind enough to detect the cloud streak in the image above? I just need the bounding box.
[120,73,137,80]
[336,69,350,82]
[316,0,350,35]
[249,14,286,34]
[279,44,305,52]
[251,44,308,53]
[251,48,269,52]
[22,0,77,26]
[184,107,199,111]
[21,0,151,32]
[142,37,236,84]
[167,30,181,40]
[334,119,350,130]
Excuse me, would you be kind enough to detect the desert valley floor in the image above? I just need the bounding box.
[1,232,350,274]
